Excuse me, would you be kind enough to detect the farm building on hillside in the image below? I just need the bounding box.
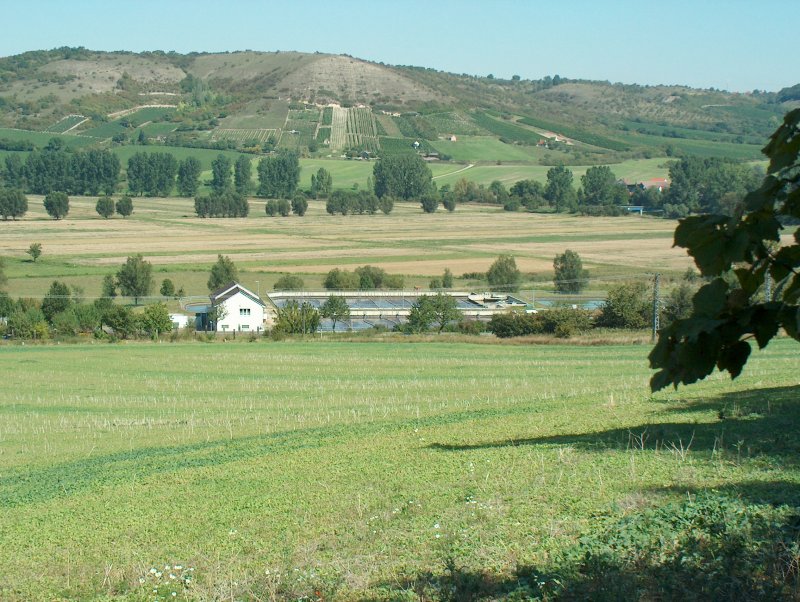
[208,282,267,333]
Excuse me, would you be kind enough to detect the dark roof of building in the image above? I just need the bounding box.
[210,282,265,307]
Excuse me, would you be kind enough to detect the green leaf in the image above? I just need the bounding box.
[692,279,729,318]
[750,305,780,348]
[716,340,751,380]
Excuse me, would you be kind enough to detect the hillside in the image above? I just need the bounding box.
[0,47,796,165]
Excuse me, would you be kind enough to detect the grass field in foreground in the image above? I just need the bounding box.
[0,339,797,599]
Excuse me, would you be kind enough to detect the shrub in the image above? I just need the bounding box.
[597,281,650,328]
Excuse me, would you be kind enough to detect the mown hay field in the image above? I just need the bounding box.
[1,195,692,300]
[0,339,797,600]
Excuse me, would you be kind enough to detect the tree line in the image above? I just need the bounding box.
[0,137,765,222]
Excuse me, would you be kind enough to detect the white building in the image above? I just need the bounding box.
[169,313,190,330]
[209,282,267,333]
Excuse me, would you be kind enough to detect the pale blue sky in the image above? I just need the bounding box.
[2,0,797,92]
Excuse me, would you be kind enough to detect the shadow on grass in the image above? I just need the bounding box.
[366,493,800,602]
[428,385,800,461]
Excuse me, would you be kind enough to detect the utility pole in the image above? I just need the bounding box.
[652,273,661,342]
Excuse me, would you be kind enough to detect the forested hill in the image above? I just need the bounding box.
[0,47,797,163]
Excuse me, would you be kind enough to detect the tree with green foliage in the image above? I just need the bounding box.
[102,305,136,339]
[265,199,279,217]
[7,305,48,339]
[3,155,26,189]
[0,188,27,220]
[211,154,232,193]
[96,196,115,218]
[487,254,521,292]
[579,165,628,206]
[207,254,238,292]
[373,154,432,199]
[126,152,177,197]
[291,193,308,216]
[310,167,333,198]
[141,302,173,339]
[116,254,153,305]
[489,180,509,204]
[442,268,454,288]
[664,156,762,216]
[43,191,69,219]
[277,199,291,217]
[257,152,301,198]
[0,257,7,290]
[324,268,360,290]
[115,195,133,217]
[234,155,252,195]
[195,190,248,217]
[545,165,577,212]
[41,280,71,323]
[160,278,175,298]
[26,242,42,263]
[662,282,695,326]
[597,281,649,328]
[442,195,456,212]
[379,195,394,215]
[650,108,800,391]
[407,296,435,333]
[273,274,305,291]
[177,156,202,197]
[553,250,589,293]
[421,194,439,213]
[273,300,319,334]
[320,295,350,331]
[101,274,117,298]
[510,179,546,210]
[426,293,463,333]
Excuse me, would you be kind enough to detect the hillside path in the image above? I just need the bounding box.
[433,163,474,180]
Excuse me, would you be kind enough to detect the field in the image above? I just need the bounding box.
[0,339,797,599]
[2,191,698,305]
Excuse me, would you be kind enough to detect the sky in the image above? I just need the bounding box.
[2,0,797,92]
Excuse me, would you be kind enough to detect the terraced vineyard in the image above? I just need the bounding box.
[345,106,380,153]
[43,114,87,133]
[278,107,320,150]
[212,128,277,145]
[329,105,348,151]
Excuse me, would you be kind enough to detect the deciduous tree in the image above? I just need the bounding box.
[96,196,115,218]
[43,191,69,219]
[320,295,350,331]
[26,242,42,263]
[115,195,133,217]
[207,254,238,291]
[177,156,202,197]
[116,254,153,305]
[553,250,589,293]
[487,254,521,292]
[234,155,252,195]
[373,154,432,200]
[545,165,577,212]
[0,188,27,220]
[650,108,800,390]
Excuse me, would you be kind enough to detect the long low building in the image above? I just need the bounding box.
[267,290,530,331]
[182,286,531,332]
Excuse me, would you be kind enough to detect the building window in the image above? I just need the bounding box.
[239,308,251,316]
[241,324,249,330]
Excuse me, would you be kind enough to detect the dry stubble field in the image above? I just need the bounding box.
[1,196,694,301]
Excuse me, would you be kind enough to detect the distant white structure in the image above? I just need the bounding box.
[210,282,267,333]
[169,313,190,330]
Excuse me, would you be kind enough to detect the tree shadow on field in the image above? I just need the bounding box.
[428,385,800,463]
[429,384,800,507]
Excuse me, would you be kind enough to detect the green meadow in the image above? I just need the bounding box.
[0,339,797,600]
